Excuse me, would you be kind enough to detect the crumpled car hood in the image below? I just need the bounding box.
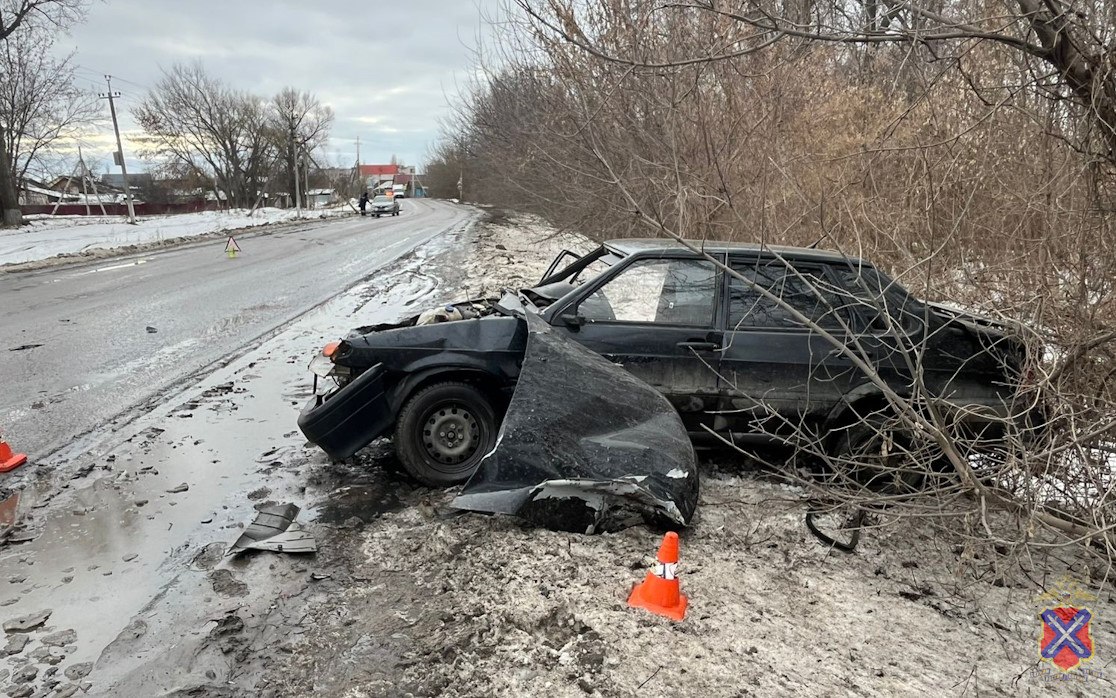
[451,313,699,533]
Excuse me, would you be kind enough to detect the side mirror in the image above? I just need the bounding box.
[559,313,586,330]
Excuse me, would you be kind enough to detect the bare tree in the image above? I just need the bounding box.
[269,87,333,209]
[436,0,1116,578]
[516,0,1116,167]
[133,63,275,208]
[0,0,90,227]
[0,26,99,187]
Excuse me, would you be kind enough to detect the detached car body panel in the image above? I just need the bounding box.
[452,314,699,531]
[297,238,1027,526]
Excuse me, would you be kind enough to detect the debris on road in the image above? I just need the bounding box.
[3,633,28,656]
[165,483,189,494]
[41,629,76,647]
[62,663,91,681]
[11,664,36,683]
[227,503,316,555]
[145,326,158,334]
[3,609,50,633]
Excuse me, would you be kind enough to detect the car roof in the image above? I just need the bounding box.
[602,238,867,265]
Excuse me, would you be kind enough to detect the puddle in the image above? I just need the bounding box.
[311,451,411,525]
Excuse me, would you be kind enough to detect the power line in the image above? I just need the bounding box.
[74,66,149,91]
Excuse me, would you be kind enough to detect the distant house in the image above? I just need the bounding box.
[48,175,126,198]
[306,188,335,207]
[358,164,400,190]
[18,177,70,205]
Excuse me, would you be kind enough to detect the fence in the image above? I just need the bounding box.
[22,200,222,217]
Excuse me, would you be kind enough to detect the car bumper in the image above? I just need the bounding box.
[371,207,396,214]
[297,364,393,460]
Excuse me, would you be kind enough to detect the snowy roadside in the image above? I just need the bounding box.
[4,210,1109,697]
[0,205,351,268]
[254,213,1115,697]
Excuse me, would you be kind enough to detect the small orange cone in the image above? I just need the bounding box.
[627,531,688,621]
[0,436,27,473]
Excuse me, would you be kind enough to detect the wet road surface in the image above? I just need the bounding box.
[0,199,471,460]
[0,214,480,695]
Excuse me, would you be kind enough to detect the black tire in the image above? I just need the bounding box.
[833,413,926,495]
[394,382,497,486]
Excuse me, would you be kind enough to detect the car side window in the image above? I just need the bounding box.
[728,259,849,330]
[829,264,923,332]
[577,258,717,326]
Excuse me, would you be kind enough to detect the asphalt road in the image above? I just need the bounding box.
[0,198,474,459]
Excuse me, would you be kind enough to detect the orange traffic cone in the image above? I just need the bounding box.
[0,436,27,473]
[627,531,688,621]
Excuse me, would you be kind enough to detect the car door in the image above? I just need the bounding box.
[718,255,863,436]
[554,255,723,433]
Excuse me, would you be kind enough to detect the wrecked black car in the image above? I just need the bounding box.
[298,239,1028,524]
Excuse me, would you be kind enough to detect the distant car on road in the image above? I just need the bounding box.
[370,195,399,217]
[298,239,1033,487]
[392,184,407,198]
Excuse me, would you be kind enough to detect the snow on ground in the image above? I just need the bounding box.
[249,211,1115,696]
[0,206,349,267]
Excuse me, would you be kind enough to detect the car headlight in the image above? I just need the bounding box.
[309,352,335,377]
[308,341,352,378]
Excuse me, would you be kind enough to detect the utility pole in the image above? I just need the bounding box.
[99,76,137,224]
[354,136,362,196]
[304,153,311,210]
[290,126,301,217]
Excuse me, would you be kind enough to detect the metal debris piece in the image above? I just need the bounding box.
[227,503,316,555]
[452,314,699,533]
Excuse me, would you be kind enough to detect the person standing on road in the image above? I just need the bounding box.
[358,191,369,216]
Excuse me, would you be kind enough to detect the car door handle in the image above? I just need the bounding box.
[677,341,721,352]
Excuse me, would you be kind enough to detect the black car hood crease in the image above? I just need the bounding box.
[451,313,700,533]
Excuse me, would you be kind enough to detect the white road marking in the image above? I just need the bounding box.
[76,259,149,276]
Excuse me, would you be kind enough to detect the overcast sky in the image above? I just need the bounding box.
[51,0,500,175]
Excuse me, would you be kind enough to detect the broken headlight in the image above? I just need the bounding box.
[309,353,336,378]
[308,341,352,380]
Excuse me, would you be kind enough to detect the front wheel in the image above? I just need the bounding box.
[833,413,927,495]
[394,382,498,486]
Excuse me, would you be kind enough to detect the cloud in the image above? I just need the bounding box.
[49,0,500,174]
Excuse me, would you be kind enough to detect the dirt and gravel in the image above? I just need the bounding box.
[3,210,1113,697]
